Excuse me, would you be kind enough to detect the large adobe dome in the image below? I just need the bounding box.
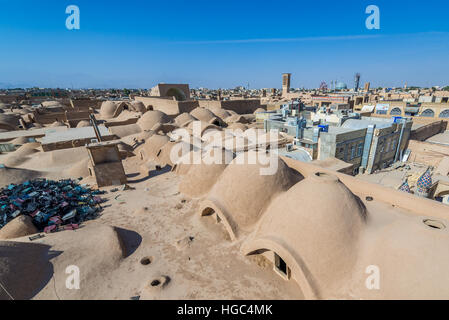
[137,110,170,131]
[209,108,231,120]
[199,150,302,240]
[189,107,223,126]
[179,147,235,198]
[137,134,170,162]
[129,101,146,113]
[186,121,222,137]
[100,101,122,119]
[241,172,366,299]
[174,112,197,127]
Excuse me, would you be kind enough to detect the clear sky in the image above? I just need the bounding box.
[0,0,448,89]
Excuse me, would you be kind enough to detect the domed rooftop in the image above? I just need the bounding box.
[241,172,366,298]
[129,101,146,113]
[174,112,197,127]
[100,101,123,119]
[199,151,303,240]
[335,82,348,90]
[137,134,170,162]
[209,108,231,120]
[190,108,223,126]
[137,110,170,131]
[179,147,235,198]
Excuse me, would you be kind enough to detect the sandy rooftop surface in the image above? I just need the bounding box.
[0,149,303,300]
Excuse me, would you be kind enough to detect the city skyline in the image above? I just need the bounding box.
[1,0,448,89]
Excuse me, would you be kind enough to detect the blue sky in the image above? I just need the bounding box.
[0,0,448,89]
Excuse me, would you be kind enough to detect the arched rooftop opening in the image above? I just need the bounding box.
[166,88,187,101]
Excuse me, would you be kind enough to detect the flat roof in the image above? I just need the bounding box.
[0,126,68,142]
[40,125,112,144]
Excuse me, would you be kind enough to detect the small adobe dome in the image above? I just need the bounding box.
[76,120,91,128]
[225,114,248,124]
[209,108,231,120]
[137,134,170,162]
[174,112,197,127]
[137,110,170,131]
[154,140,195,167]
[100,101,123,119]
[253,107,266,114]
[129,101,146,113]
[179,147,235,198]
[199,151,302,240]
[190,107,223,126]
[241,172,366,299]
[187,121,222,137]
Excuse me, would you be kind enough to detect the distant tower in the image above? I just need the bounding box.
[404,82,408,89]
[354,73,361,92]
[364,82,370,91]
[282,73,291,95]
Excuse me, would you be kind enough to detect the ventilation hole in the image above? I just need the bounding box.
[140,257,152,265]
[201,207,215,216]
[423,219,445,230]
[151,279,161,286]
[366,196,373,201]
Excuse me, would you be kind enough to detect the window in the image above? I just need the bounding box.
[420,109,435,117]
[439,109,449,118]
[391,140,397,152]
[350,145,356,159]
[390,107,402,115]
[357,143,364,157]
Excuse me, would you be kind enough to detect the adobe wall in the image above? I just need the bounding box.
[199,99,261,114]
[70,99,103,110]
[410,120,447,141]
[370,114,449,130]
[134,97,198,115]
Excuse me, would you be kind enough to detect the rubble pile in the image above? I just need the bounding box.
[0,178,105,233]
